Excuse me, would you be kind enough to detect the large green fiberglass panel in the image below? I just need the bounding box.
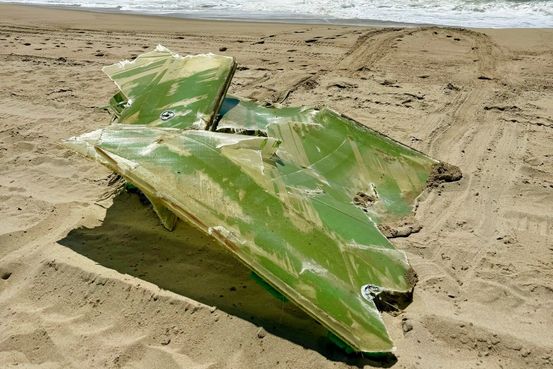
[65,46,440,353]
[217,98,436,224]
[65,126,411,352]
[103,45,236,130]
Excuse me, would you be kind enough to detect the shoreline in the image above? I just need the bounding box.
[1,3,552,35]
[0,2,477,29]
[0,2,426,28]
[1,1,552,28]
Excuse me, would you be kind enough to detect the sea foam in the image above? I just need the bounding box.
[4,0,553,27]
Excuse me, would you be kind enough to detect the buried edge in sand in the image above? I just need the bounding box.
[63,45,461,353]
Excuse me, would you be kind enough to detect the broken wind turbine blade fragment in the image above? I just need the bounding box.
[63,45,451,353]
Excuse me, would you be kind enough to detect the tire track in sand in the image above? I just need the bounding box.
[269,28,409,103]
[415,29,532,287]
[337,28,406,72]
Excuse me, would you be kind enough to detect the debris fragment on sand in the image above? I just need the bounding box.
[64,45,457,353]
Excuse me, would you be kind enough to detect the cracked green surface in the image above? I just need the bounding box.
[64,46,437,353]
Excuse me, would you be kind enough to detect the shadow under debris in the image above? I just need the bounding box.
[58,190,397,368]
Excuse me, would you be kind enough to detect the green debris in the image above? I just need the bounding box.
[250,272,288,302]
[64,45,442,353]
[103,45,236,130]
[327,331,356,354]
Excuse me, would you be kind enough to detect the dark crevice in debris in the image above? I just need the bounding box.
[216,97,240,119]
[215,127,268,137]
[353,191,377,212]
[325,333,398,367]
[426,162,462,188]
[374,290,413,313]
[124,182,151,206]
[374,269,417,313]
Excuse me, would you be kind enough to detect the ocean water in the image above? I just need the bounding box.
[2,0,552,27]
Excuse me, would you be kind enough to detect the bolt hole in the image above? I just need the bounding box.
[160,110,175,121]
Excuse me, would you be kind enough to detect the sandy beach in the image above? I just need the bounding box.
[1,4,552,368]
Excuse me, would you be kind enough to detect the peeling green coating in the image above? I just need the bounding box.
[103,45,236,130]
[64,46,437,353]
[217,99,435,223]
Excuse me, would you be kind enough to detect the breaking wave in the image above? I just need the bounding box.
[3,0,553,27]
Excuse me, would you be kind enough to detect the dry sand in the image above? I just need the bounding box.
[1,4,552,368]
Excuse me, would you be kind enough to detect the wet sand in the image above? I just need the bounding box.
[1,4,552,368]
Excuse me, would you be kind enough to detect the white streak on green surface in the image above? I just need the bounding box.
[64,46,438,353]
